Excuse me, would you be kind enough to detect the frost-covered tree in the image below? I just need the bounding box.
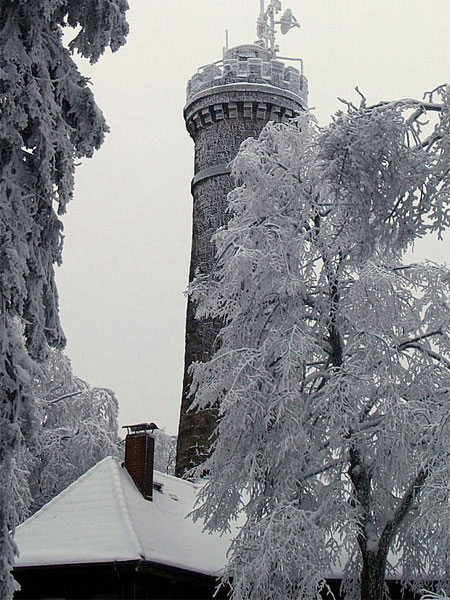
[421,592,450,600]
[12,348,119,521]
[189,87,450,600]
[24,349,119,515]
[0,1,128,595]
[153,429,177,475]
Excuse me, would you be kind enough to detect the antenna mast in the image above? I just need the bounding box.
[256,0,300,56]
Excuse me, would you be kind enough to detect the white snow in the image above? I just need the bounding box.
[14,457,405,581]
[14,457,238,576]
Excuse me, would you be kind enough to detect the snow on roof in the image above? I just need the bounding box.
[14,457,404,581]
[14,457,237,576]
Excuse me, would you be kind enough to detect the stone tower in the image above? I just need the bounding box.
[175,4,308,477]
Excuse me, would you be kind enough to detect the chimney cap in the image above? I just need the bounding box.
[122,422,159,434]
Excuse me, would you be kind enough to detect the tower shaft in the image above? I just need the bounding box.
[176,44,308,477]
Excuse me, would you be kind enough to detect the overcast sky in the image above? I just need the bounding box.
[56,1,450,436]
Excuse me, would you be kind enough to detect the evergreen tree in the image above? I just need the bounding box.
[0,1,128,595]
[189,88,450,600]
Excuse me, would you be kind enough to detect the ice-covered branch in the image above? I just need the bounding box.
[401,343,450,370]
[45,390,83,405]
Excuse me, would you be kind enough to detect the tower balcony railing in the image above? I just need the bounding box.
[186,46,308,105]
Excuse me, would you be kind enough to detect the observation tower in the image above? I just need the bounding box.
[175,1,308,476]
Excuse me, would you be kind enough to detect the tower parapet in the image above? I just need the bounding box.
[186,44,308,104]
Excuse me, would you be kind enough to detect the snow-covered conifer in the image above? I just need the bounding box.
[0,1,128,595]
[189,87,450,600]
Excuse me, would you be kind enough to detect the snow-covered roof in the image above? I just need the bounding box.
[14,457,406,581]
[14,457,236,576]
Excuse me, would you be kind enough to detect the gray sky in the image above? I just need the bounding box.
[56,1,450,435]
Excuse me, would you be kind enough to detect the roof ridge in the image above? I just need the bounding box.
[16,456,114,532]
[111,460,146,559]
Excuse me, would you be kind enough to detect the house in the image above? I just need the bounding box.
[13,425,236,600]
[13,425,426,600]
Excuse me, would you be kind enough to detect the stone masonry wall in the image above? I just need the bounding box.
[176,51,307,477]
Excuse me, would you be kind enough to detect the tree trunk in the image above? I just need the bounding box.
[360,550,387,600]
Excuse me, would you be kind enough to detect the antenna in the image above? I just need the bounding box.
[279,8,300,34]
[223,29,229,58]
[256,0,300,55]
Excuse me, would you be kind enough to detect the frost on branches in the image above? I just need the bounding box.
[23,349,119,517]
[189,87,450,600]
[0,1,128,596]
[152,429,177,475]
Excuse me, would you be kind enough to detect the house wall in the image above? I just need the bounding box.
[13,564,424,600]
[14,563,127,599]
[14,561,228,600]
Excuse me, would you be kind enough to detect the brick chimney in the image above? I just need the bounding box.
[123,423,158,501]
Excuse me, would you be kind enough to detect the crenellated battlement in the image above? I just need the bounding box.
[186,44,308,105]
